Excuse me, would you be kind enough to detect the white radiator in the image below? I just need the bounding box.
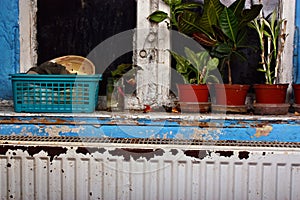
[1,137,300,200]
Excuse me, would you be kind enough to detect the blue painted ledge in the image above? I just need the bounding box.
[0,105,300,142]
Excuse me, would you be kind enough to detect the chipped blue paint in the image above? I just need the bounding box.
[0,0,20,99]
[1,115,300,142]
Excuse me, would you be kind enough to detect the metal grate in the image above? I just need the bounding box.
[1,135,300,148]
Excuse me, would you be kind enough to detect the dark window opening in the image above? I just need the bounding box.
[37,0,137,94]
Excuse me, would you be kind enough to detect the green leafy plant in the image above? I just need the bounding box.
[191,0,262,84]
[147,0,202,30]
[148,0,263,84]
[169,47,219,84]
[249,10,287,84]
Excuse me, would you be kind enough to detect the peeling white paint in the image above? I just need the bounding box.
[44,126,85,137]
[20,127,33,136]
[192,128,221,140]
[255,125,273,137]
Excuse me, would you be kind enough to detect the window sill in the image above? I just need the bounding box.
[0,102,300,142]
[0,104,299,120]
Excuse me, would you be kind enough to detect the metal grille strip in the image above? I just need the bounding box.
[1,135,300,148]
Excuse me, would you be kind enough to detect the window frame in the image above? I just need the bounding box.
[19,0,296,108]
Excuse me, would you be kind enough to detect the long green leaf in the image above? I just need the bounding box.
[174,2,202,12]
[178,10,207,35]
[229,0,246,18]
[184,47,200,70]
[220,8,238,44]
[197,51,210,68]
[168,50,190,74]
[198,0,224,36]
[193,32,217,47]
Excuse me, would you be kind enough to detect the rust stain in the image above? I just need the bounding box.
[251,122,269,128]
[254,125,273,137]
[0,118,23,124]
[107,120,139,126]
[0,117,84,125]
[179,121,219,128]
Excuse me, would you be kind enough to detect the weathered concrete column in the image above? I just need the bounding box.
[134,0,171,109]
[19,0,38,72]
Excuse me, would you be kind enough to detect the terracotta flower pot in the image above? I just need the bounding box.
[177,84,209,102]
[177,84,210,113]
[213,84,250,106]
[293,84,300,104]
[253,84,288,104]
[253,84,289,115]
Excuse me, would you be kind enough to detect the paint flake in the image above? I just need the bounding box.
[254,125,273,137]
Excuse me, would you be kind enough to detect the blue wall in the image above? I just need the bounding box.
[295,0,300,83]
[0,0,19,99]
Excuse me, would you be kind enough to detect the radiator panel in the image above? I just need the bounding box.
[1,137,300,200]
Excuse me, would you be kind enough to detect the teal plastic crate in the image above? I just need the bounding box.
[10,74,102,113]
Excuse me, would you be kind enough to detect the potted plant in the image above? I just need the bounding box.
[293,84,300,108]
[148,0,218,112]
[250,9,289,114]
[169,47,219,112]
[149,0,262,112]
[191,0,261,112]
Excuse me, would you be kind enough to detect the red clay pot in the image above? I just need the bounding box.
[177,84,209,102]
[253,84,288,104]
[213,84,250,105]
[293,84,300,104]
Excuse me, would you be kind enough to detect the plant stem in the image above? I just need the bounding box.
[227,60,232,84]
[274,20,287,84]
[200,66,206,84]
[267,37,272,84]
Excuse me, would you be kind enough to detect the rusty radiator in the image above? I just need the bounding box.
[1,136,300,200]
